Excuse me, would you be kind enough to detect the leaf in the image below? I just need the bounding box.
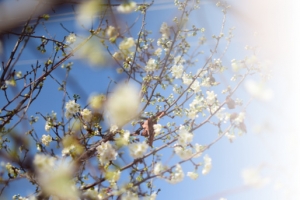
[141,111,165,147]
[226,96,235,109]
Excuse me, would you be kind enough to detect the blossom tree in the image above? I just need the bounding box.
[0,0,269,199]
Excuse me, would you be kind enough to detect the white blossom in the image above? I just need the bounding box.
[174,56,185,65]
[153,124,162,135]
[45,120,51,132]
[62,144,76,156]
[160,22,170,39]
[233,112,246,125]
[145,58,157,72]
[106,26,118,38]
[153,162,164,176]
[117,1,137,14]
[194,143,203,158]
[76,0,101,27]
[65,100,80,119]
[128,141,148,159]
[96,141,118,165]
[121,191,138,200]
[33,154,56,171]
[16,71,22,78]
[119,37,135,50]
[66,33,76,44]
[187,109,198,120]
[154,48,162,56]
[88,93,106,110]
[41,135,52,146]
[177,125,193,146]
[191,80,201,92]
[215,107,230,123]
[174,146,193,159]
[201,77,212,87]
[113,52,123,61]
[83,189,99,200]
[202,154,212,175]
[115,130,130,147]
[231,59,242,72]
[182,73,192,85]
[106,83,140,126]
[167,164,184,184]
[171,64,184,78]
[187,172,199,180]
[110,125,118,133]
[33,154,79,199]
[225,132,236,142]
[206,91,217,105]
[145,192,157,200]
[5,163,19,177]
[80,108,92,123]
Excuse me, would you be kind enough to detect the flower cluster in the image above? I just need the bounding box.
[119,37,135,50]
[96,141,118,165]
[115,130,130,147]
[117,1,137,14]
[45,111,57,132]
[202,154,212,175]
[5,163,19,178]
[106,83,140,126]
[171,64,184,79]
[187,171,199,180]
[80,108,92,123]
[128,141,149,159]
[153,124,162,135]
[65,100,80,119]
[206,91,217,105]
[88,93,106,110]
[41,134,52,146]
[160,22,170,39]
[167,164,184,184]
[174,145,193,159]
[187,96,204,119]
[153,162,165,176]
[66,33,76,44]
[145,58,157,72]
[106,26,118,39]
[177,125,193,146]
[33,154,78,199]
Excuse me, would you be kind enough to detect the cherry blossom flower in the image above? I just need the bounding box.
[117,1,137,14]
[177,125,193,146]
[65,100,80,119]
[153,124,162,135]
[80,108,92,123]
[167,164,184,184]
[145,58,157,72]
[96,141,118,165]
[128,141,149,159]
[119,37,135,50]
[202,154,212,175]
[187,172,199,180]
[106,83,140,126]
[160,22,170,39]
[171,64,184,78]
[41,135,52,146]
[66,33,76,44]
